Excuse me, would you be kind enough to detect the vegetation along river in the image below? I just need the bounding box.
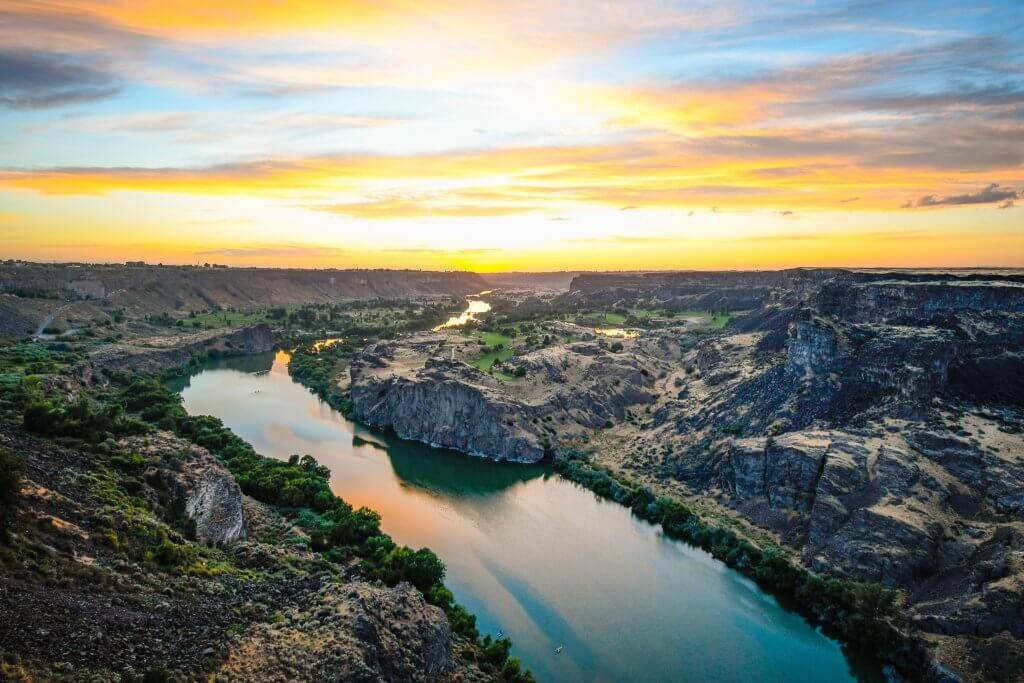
[171,350,881,682]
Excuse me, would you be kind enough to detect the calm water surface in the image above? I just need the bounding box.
[172,351,880,682]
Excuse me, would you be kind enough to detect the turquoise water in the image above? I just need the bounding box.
[173,351,880,682]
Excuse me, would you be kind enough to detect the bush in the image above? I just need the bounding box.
[0,448,26,542]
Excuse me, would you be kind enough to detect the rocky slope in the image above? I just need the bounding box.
[0,419,485,682]
[218,582,454,682]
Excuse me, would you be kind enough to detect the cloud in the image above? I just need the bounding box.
[564,234,677,245]
[1,140,1020,217]
[314,196,538,219]
[906,183,1019,208]
[0,50,120,108]
[379,247,502,255]
[194,244,347,258]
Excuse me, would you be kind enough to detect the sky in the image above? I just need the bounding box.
[1,0,1023,271]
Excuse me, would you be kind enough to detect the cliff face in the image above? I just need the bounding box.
[87,323,274,375]
[817,279,1024,324]
[351,350,547,462]
[341,270,1024,680]
[718,429,1024,643]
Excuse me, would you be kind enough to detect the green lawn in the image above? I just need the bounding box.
[574,310,669,325]
[705,312,734,330]
[475,331,511,347]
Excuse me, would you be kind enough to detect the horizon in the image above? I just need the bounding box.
[2,1,1023,269]
[6,258,1023,274]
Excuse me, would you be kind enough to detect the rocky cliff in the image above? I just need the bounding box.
[351,344,548,462]
[87,323,274,375]
[349,331,661,463]
[122,433,248,545]
[340,271,1024,681]
[0,417,482,682]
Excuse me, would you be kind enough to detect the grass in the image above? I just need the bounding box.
[187,310,274,329]
[574,309,666,326]
[600,312,627,325]
[475,331,511,347]
[467,331,517,375]
[677,310,736,330]
[704,312,733,330]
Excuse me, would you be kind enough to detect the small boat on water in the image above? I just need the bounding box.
[554,646,563,655]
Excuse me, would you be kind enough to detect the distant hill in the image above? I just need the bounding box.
[480,271,581,291]
[0,263,487,320]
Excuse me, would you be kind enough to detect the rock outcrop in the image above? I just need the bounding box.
[122,433,248,545]
[217,582,454,682]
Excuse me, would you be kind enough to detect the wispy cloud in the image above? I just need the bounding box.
[194,244,347,258]
[0,49,120,108]
[904,183,1020,208]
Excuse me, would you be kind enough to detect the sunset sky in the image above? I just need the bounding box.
[1,0,1022,270]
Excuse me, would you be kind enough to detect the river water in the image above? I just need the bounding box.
[171,350,879,682]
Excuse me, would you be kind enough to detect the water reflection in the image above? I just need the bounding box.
[174,351,880,683]
[433,291,493,330]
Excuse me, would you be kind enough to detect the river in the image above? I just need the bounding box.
[171,350,879,682]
